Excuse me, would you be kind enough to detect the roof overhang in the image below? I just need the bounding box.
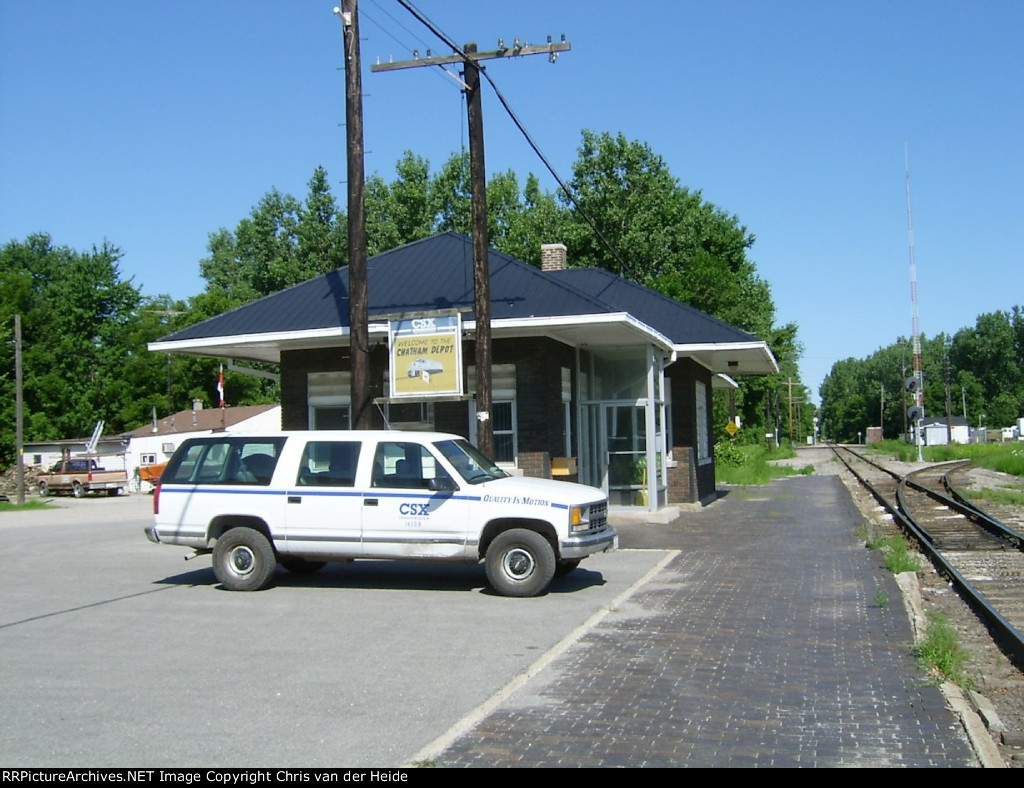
[148,327,348,364]
[673,341,779,377]
[148,312,680,364]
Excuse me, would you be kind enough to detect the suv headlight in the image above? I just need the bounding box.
[570,505,591,533]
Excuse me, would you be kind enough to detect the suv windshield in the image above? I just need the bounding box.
[433,439,508,485]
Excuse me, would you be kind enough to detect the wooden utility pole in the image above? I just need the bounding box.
[788,377,794,446]
[15,314,25,504]
[336,1,371,429]
[944,351,953,444]
[372,35,570,456]
[880,382,885,440]
[464,43,494,456]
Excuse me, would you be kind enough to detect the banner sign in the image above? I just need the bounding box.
[388,315,462,399]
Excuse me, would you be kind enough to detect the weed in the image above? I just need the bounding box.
[877,535,920,574]
[714,443,813,485]
[874,586,888,608]
[856,523,879,548]
[916,610,973,688]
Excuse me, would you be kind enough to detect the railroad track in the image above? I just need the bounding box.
[830,444,1024,666]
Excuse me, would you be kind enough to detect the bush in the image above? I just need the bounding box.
[714,440,746,467]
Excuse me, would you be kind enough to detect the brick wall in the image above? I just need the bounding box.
[281,337,574,466]
[667,446,698,503]
[667,359,716,502]
[280,346,389,430]
[492,337,574,457]
[518,451,551,479]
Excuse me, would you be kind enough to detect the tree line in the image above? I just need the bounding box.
[1,130,804,466]
[818,307,1024,442]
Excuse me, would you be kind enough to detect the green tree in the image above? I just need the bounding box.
[200,167,344,302]
[950,311,1024,422]
[0,235,151,463]
[556,130,798,437]
[366,151,433,255]
[496,173,569,266]
[560,130,689,283]
[430,151,473,235]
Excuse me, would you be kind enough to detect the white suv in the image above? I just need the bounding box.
[146,431,616,597]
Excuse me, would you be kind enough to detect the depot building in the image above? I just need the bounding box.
[149,233,777,513]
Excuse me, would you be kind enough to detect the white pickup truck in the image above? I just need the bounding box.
[145,431,616,597]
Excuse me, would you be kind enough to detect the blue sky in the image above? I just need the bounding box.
[2,1,1021,404]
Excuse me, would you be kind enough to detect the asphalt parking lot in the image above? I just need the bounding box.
[0,494,668,767]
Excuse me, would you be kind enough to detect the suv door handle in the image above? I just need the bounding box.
[364,498,378,507]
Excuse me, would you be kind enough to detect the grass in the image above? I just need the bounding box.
[965,486,1024,507]
[875,534,921,574]
[865,439,923,462]
[868,439,1024,478]
[925,441,1024,476]
[856,525,972,689]
[916,610,973,688]
[714,442,815,485]
[858,522,920,574]
[0,499,52,513]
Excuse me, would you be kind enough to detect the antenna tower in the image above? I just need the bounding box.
[905,144,924,461]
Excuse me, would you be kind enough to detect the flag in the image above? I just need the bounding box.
[217,364,225,409]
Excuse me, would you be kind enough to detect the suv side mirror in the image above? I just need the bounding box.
[428,476,457,492]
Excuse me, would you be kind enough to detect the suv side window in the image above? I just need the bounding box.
[370,441,453,490]
[296,441,361,487]
[163,437,287,486]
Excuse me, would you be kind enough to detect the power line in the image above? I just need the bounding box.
[388,0,629,273]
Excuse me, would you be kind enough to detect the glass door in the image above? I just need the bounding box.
[603,404,647,506]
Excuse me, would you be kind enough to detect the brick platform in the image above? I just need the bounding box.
[430,475,980,767]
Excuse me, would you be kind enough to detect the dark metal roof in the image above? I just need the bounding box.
[548,267,761,346]
[152,232,776,374]
[161,233,616,343]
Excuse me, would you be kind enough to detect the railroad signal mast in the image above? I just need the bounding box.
[905,145,924,462]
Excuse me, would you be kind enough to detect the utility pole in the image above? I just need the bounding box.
[464,43,493,456]
[15,314,25,504]
[944,350,953,444]
[787,377,793,446]
[880,382,885,440]
[372,33,570,456]
[335,1,371,429]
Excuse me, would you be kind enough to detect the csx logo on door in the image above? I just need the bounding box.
[400,502,431,516]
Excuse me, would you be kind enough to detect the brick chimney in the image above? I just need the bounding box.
[541,242,567,272]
